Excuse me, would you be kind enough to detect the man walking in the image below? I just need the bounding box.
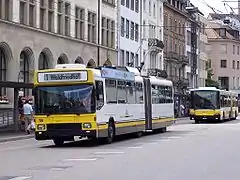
[23,100,33,134]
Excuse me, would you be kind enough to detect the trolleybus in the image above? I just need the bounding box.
[189,87,238,123]
[34,64,175,145]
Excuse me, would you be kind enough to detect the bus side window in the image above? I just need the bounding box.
[96,80,104,110]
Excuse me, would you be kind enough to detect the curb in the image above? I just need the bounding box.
[0,134,34,143]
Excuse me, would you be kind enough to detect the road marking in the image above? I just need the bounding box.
[94,151,124,155]
[127,146,142,149]
[8,176,32,180]
[63,158,97,161]
[167,136,182,139]
[154,139,170,142]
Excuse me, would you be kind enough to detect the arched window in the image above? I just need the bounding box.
[57,57,65,64]
[0,48,6,96]
[38,52,49,70]
[20,51,30,96]
[86,59,96,68]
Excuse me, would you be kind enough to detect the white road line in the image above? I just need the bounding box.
[94,151,124,155]
[63,158,98,161]
[127,146,142,149]
[8,176,32,180]
[0,143,50,152]
[154,139,170,142]
[167,136,182,139]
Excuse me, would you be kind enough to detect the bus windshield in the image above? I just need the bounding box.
[191,90,219,109]
[35,84,95,115]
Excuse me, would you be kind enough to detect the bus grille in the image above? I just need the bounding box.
[47,123,81,131]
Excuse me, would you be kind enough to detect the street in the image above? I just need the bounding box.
[0,118,240,180]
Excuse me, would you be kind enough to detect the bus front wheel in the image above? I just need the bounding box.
[107,121,115,144]
[53,138,64,146]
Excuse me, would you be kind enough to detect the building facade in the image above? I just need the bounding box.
[163,0,189,113]
[197,15,208,87]
[0,0,117,103]
[185,2,201,89]
[206,14,240,91]
[119,0,140,67]
[141,0,164,74]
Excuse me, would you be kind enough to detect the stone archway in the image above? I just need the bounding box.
[74,56,84,64]
[0,42,12,96]
[19,47,35,96]
[57,53,69,64]
[86,59,96,68]
[38,48,54,70]
[103,59,112,66]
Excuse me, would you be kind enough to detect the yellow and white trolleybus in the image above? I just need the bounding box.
[189,87,238,123]
[34,64,175,146]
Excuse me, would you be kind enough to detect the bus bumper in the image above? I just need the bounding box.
[35,129,97,140]
[190,114,220,121]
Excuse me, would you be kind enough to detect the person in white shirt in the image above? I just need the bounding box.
[23,100,33,134]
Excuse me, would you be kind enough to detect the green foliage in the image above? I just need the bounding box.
[205,59,219,88]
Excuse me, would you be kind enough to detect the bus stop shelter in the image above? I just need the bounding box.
[0,81,34,132]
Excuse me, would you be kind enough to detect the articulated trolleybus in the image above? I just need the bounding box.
[189,87,238,123]
[34,64,175,146]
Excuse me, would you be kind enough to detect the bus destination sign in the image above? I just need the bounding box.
[38,71,88,82]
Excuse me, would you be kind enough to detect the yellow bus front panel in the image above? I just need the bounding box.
[35,113,98,140]
[189,109,221,121]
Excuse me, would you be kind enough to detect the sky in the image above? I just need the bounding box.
[190,0,239,17]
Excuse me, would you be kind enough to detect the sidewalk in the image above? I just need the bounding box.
[0,132,34,143]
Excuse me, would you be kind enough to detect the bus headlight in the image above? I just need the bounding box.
[37,124,46,131]
[83,123,92,129]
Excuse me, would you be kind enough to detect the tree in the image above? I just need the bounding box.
[205,60,219,88]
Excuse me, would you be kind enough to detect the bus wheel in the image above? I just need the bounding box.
[134,131,143,138]
[53,138,64,146]
[107,121,115,144]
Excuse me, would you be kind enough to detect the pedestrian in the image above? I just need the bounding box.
[23,100,34,134]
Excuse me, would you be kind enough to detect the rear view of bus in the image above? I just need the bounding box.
[189,87,221,123]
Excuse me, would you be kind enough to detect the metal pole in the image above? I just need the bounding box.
[97,0,100,67]
[13,88,19,132]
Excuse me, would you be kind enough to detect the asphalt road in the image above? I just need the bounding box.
[0,118,240,180]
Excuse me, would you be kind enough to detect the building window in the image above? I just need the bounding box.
[48,0,54,32]
[126,0,129,8]
[110,21,115,48]
[57,0,63,34]
[120,49,124,66]
[130,52,134,65]
[237,61,240,69]
[143,0,146,11]
[102,0,115,6]
[233,45,235,54]
[126,51,129,64]
[135,23,139,42]
[75,6,85,40]
[121,17,125,37]
[233,60,235,69]
[135,0,139,12]
[153,3,156,17]
[238,46,240,55]
[28,0,36,27]
[149,1,151,15]
[102,17,115,48]
[88,11,96,43]
[20,0,27,24]
[221,60,227,68]
[3,0,11,20]
[20,51,30,96]
[130,21,134,40]
[126,19,129,39]
[0,48,6,96]
[187,31,191,45]
[135,54,139,67]
[64,2,70,36]
[131,0,134,10]
[121,0,125,6]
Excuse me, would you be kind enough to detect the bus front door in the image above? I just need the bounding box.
[143,78,152,131]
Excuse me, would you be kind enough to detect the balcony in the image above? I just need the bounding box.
[179,55,189,65]
[168,75,189,87]
[147,68,168,78]
[164,51,178,61]
[148,38,164,49]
